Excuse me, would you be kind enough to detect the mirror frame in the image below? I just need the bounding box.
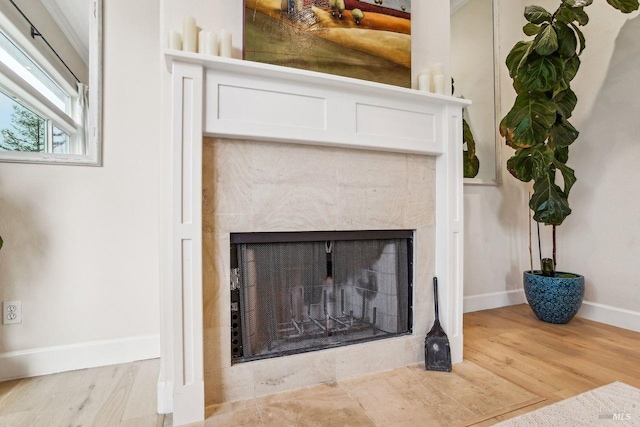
[462,0,502,186]
[0,0,102,166]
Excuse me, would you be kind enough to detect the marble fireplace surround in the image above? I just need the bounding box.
[166,51,468,425]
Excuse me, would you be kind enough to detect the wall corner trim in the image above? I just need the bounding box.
[463,289,526,313]
[578,301,640,333]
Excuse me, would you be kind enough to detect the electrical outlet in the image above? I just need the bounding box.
[3,301,22,325]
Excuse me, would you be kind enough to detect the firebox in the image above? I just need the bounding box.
[230,230,413,363]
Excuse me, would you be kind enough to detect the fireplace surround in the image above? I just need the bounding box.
[166,51,467,425]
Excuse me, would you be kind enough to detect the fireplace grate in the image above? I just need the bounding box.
[230,231,413,363]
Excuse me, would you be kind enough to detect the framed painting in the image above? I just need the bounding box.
[244,0,411,88]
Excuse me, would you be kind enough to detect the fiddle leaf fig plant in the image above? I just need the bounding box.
[501,0,638,227]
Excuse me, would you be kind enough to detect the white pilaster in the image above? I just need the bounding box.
[171,61,205,425]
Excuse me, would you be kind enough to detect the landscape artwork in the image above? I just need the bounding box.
[244,0,411,88]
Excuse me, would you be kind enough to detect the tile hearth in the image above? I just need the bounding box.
[201,361,543,426]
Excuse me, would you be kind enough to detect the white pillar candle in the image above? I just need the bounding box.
[205,32,218,56]
[431,63,444,76]
[418,73,431,92]
[167,30,182,50]
[182,16,197,52]
[219,29,232,58]
[198,30,206,54]
[433,74,446,95]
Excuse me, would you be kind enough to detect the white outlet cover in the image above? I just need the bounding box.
[3,300,22,324]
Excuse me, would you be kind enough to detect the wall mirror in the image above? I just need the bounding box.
[0,0,102,165]
[451,0,501,185]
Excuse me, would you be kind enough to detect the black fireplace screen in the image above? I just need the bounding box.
[230,231,412,363]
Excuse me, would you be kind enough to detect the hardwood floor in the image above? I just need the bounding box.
[0,359,168,427]
[465,304,640,425]
[0,304,638,426]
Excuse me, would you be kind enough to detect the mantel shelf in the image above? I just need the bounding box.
[165,50,470,108]
[166,50,470,156]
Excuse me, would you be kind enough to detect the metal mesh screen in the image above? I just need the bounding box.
[234,236,410,362]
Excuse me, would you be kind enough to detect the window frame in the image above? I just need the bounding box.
[0,0,102,166]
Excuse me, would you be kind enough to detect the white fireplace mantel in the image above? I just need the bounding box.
[165,50,468,425]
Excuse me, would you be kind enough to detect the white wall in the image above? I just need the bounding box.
[546,1,640,327]
[0,0,162,379]
[462,0,531,312]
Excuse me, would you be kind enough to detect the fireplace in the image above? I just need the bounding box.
[230,231,413,363]
[165,53,466,425]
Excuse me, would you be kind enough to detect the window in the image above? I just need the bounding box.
[0,28,81,155]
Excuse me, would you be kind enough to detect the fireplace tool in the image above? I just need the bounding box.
[425,277,452,372]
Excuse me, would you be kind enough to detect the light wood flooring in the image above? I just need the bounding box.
[0,304,638,426]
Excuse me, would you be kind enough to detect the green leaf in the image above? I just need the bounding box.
[464,155,480,178]
[0,236,3,250]
[565,0,593,7]
[506,41,533,78]
[573,8,589,25]
[554,89,578,119]
[553,158,577,197]
[533,24,559,55]
[525,5,552,24]
[517,55,564,92]
[549,119,579,148]
[507,146,554,182]
[463,118,479,178]
[501,93,557,148]
[463,118,475,154]
[555,22,578,57]
[564,55,581,81]
[530,171,572,225]
[570,23,586,54]
[606,0,640,13]
[555,146,569,163]
[553,77,570,97]
[557,6,577,24]
[523,23,542,36]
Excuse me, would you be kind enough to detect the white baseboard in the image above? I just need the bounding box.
[578,301,640,333]
[157,379,174,414]
[0,334,161,382]
[463,289,526,313]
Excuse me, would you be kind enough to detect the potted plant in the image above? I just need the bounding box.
[500,0,638,323]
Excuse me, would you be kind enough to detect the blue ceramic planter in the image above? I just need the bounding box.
[523,271,585,324]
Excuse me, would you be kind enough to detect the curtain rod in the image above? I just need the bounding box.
[8,0,81,84]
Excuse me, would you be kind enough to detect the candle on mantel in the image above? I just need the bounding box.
[418,72,431,92]
[167,30,182,50]
[219,29,232,58]
[433,74,446,95]
[198,30,206,54]
[182,16,197,52]
[205,32,218,56]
